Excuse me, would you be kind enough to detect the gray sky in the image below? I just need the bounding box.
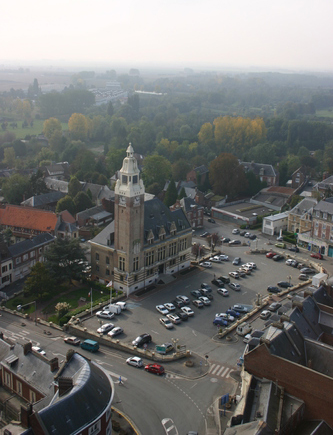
[2,0,333,71]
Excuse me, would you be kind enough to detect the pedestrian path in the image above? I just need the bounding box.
[208,363,233,379]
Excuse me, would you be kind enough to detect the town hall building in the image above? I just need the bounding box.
[90,145,192,295]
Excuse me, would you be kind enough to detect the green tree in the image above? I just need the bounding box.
[30,169,49,195]
[164,179,178,207]
[142,155,172,192]
[68,113,89,140]
[23,262,55,300]
[68,176,82,198]
[107,101,114,117]
[1,173,33,204]
[74,191,94,213]
[45,237,87,283]
[178,187,186,200]
[43,117,62,140]
[172,159,191,181]
[56,195,76,215]
[209,153,248,199]
[3,147,16,168]
[106,148,127,176]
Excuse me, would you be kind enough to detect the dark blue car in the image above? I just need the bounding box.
[226,309,240,317]
[213,317,228,326]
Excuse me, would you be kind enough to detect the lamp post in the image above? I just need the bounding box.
[17,301,37,324]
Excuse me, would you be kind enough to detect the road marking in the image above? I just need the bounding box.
[208,364,233,379]
[151,330,159,334]
[221,367,230,377]
[216,366,225,376]
[161,418,178,435]
[243,291,247,295]
[190,382,197,389]
[192,330,197,336]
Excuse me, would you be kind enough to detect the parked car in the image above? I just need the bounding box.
[232,228,240,234]
[207,218,215,223]
[96,310,115,320]
[192,299,204,308]
[275,242,286,249]
[240,230,246,236]
[209,256,222,263]
[181,306,194,316]
[226,309,241,317]
[213,317,228,326]
[191,290,202,298]
[221,237,230,243]
[198,296,211,306]
[247,262,257,269]
[32,346,46,356]
[229,271,239,279]
[239,266,251,275]
[200,232,210,237]
[126,356,143,367]
[145,364,165,375]
[310,252,323,260]
[267,286,281,293]
[217,288,229,297]
[172,299,184,309]
[212,278,224,287]
[229,282,241,291]
[237,269,246,277]
[236,322,252,336]
[164,302,176,311]
[266,251,277,259]
[176,295,190,305]
[276,235,284,241]
[300,267,316,274]
[260,310,271,320]
[288,246,299,252]
[201,283,212,292]
[268,302,282,312]
[177,311,188,321]
[219,254,229,261]
[299,273,310,281]
[64,336,80,346]
[132,333,152,347]
[229,239,241,245]
[108,326,124,337]
[97,323,114,334]
[218,275,230,284]
[249,234,257,240]
[166,313,181,324]
[156,305,169,315]
[273,254,284,261]
[232,304,249,313]
[285,259,294,266]
[215,313,235,322]
[290,260,298,267]
[160,317,174,329]
[277,281,292,288]
[232,257,241,265]
[200,261,212,268]
[200,289,213,300]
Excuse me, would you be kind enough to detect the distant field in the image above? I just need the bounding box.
[315,109,333,118]
[2,119,68,140]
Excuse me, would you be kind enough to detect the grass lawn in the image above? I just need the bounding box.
[315,109,333,118]
[3,119,68,140]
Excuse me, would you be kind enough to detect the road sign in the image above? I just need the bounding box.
[155,345,166,353]
[221,394,229,406]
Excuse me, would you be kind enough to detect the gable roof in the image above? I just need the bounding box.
[0,205,58,232]
[241,161,277,177]
[8,233,55,257]
[21,191,65,207]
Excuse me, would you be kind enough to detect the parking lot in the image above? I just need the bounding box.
[81,221,314,359]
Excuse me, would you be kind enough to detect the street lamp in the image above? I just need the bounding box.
[17,301,37,324]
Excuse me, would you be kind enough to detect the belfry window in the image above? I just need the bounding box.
[122,175,128,184]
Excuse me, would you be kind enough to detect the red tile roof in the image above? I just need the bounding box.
[0,205,58,232]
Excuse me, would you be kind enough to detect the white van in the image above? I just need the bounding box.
[115,301,127,310]
[103,303,121,314]
[236,322,252,337]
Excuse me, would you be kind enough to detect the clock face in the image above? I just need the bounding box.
[119,195,126,206]
[134,196,140,205]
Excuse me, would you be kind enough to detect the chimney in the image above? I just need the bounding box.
[292,301,303,312]
[58,377,73,397]
[49,357,59,372]
[20,403,33,429]
[23,342,32,355]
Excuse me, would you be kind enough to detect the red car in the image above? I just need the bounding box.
[144,364,165,375]
[266,252,277,259]
[311,252,323,260]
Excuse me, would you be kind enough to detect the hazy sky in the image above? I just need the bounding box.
[2,0,333,71]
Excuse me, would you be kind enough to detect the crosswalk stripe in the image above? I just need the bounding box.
[221,367,230,377]
[216,366,225,376]
[208,364,216,373]
[212,365,223,375]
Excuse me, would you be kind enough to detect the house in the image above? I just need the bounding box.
[287,197,317,234]
[76,205,113,228]
[313,175,333,198]
[55,214,79,239]
[0,205,58,242]
[240,161,278,186]
[90,145,192,295]
[0,338,114,434]
[81,182,114,205]
[186,165,209,186]
[262,212,289,236]
[41,162,70,180]
[170,197,204,229]
[290,165,307,189]
[44,177,69,194]
[21,191,66,211]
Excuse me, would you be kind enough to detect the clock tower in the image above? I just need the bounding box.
[114,144,145,293]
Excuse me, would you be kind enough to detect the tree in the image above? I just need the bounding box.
[56,195,76,215]
[178,187,186,200]
[164,179,178,207]
[68,176,82,198]
[55,302,71,319]
[106,148,127,176]
[45,237,87,283]
[172,159,191,181]
[107,101,114,117]
[142,155,172,192]
[198,122,213,144]
[209,153,248,199]
[68,113,89,140]
[23,262,55,300]
[74,191,94,213]
[3,147,16,168]
[1,173,33,204]
[43,117,62,140]
[30,169,49,195]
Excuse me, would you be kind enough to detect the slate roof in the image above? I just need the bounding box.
[8,233,55,257]
[314,199,333,214]
[180,196,203,212]
[241,161,277,177]
[21,191,65,207]
[56,222,78,234]
[44,177,68,193]
[0,205,58,232]
[76,205,105,221]
[289,198,317,216]
[81,183,114,202]
[89,221,115,247]
[195,165,209,175]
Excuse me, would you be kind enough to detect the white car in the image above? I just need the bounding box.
[164,302,176,311]
[96,310,115,320]
[32,346,46,356]
[200,261,212,268]
[216,313,235,322]
[229,271,239,279]
[247,262,257,269]
[156,305,169,315]
[176,295,190,304]
[97,323,114,334]
[209,256,222,263]
[219,254,229,261]
[232,229,240,234]
[286,259,294,266]
[260,310,271,320]
[198,296,211,306]
[107,326,123,337]
[229,282,241,291]
[244,232,250,238]
[126,356,143,368]
[217,288,229,297]
[160,317,174,329]
[166,313,181,324]
[181,306,194,316]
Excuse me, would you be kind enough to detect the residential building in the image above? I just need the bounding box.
[0,242,13,289]
[240,161,278,186]
[21,191,66,211]
[186,165,209,186]
[170,197,204,229]
[81,182,114,205]
[251,186,295,211]
[77,205,113,228]
[90,144,192,295]
[290,165,307,189]
[0,338,114,434]
[287,197,317,234]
